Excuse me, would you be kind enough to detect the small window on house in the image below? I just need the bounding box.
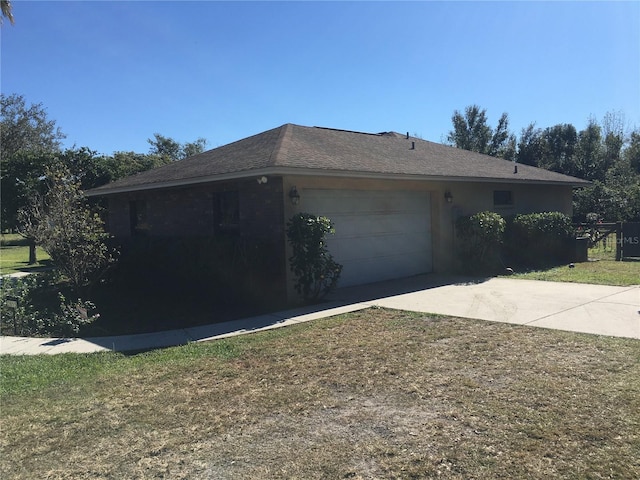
[493,190,513,207]
[213,191,239,234]
[129,200,147,235]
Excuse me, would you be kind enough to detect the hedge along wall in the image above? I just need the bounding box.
[455,211,506,274]
[504,212,575,268]
[455,211,575,273]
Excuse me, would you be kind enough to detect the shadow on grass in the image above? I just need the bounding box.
[0,260,54,277]
[15,260,54,273]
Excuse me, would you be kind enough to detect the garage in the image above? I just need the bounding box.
[303,189,433,287]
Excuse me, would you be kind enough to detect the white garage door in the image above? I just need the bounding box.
[303,189,432,287]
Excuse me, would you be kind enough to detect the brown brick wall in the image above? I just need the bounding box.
[103,178,287,303]
[238,178,285,240]
[105,178,285,239]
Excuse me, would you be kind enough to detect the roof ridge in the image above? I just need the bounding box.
[269,123,294,166]
[313,126,384,137]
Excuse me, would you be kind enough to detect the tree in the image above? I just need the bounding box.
[1,94,66,234]
[0,150,52,232]
[447,107,638,222]
[625,130,640,174]
[447,105,515,160]
[539,124,579,175]
[522,115,625,182]
[101,151,173,183]
[572,123,640,222]
[59,147,111,190]
[600,111,627,177]
[147,134,207,161]
[447,105,491,153]
[1,0,14,25]
[1,94,65,159]
[18,164,117,293]
[488,112,517,160]
[182,138,208,158]
[574,119,604,181]
[517,123,544,167]
[147,133,182,161]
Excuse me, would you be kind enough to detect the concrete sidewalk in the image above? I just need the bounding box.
[1,276,638,355]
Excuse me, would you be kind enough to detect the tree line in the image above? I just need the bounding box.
[447,105,640,222]
[3,94,639,236]
[1,93,208,232]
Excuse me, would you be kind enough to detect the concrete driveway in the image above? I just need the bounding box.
[338,276,639,339]
[1,275,638,355]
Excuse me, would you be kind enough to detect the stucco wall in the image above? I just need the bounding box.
[434,181,573,273]
[281,176,574,286]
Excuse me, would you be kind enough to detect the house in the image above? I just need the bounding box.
[87,123,589,302]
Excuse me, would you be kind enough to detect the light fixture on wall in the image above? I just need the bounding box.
[257,176,268,184]
[444,191,453,204]
[289,186,300,205]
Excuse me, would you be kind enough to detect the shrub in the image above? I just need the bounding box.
[18,164,118,293]
[505,212,575,267]
[286,213,343,301]
[0,273,99,337]
[455,211,506,274]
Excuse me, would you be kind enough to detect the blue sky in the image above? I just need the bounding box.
[2,1,639,155]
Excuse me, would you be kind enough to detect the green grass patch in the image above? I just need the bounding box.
[0,233,29,247]
[511,233,639,286]
[0,337,245,397]
[0,351,126,396]
[1,310,639,479]
[510,259,639,286]
[587,235,618,261]
[0,243,51,275]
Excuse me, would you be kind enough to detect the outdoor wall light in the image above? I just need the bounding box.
[444,191,453,203]
[289,186,300,205]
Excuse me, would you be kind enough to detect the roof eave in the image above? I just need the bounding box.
[86,166,589,196]
[278,168,590,186]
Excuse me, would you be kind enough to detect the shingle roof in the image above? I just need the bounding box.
[87,123,589,195]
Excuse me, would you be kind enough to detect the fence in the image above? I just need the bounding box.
[575,222,640,260]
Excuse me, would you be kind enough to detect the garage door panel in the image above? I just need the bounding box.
[306,191,423,214]
[304,189,432,287]
[339,255,425,286]
[331,214,427,237]
[332,233,427,261]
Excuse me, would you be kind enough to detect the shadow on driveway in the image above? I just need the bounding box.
[83,274,491,354]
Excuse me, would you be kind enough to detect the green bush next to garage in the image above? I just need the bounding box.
[455,211,506,274]
[505,212,575,268]
[456,211,576,274]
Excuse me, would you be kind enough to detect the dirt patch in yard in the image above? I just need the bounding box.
[1,309,639,479]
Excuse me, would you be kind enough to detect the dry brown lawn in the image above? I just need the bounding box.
[1,308,639,479]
